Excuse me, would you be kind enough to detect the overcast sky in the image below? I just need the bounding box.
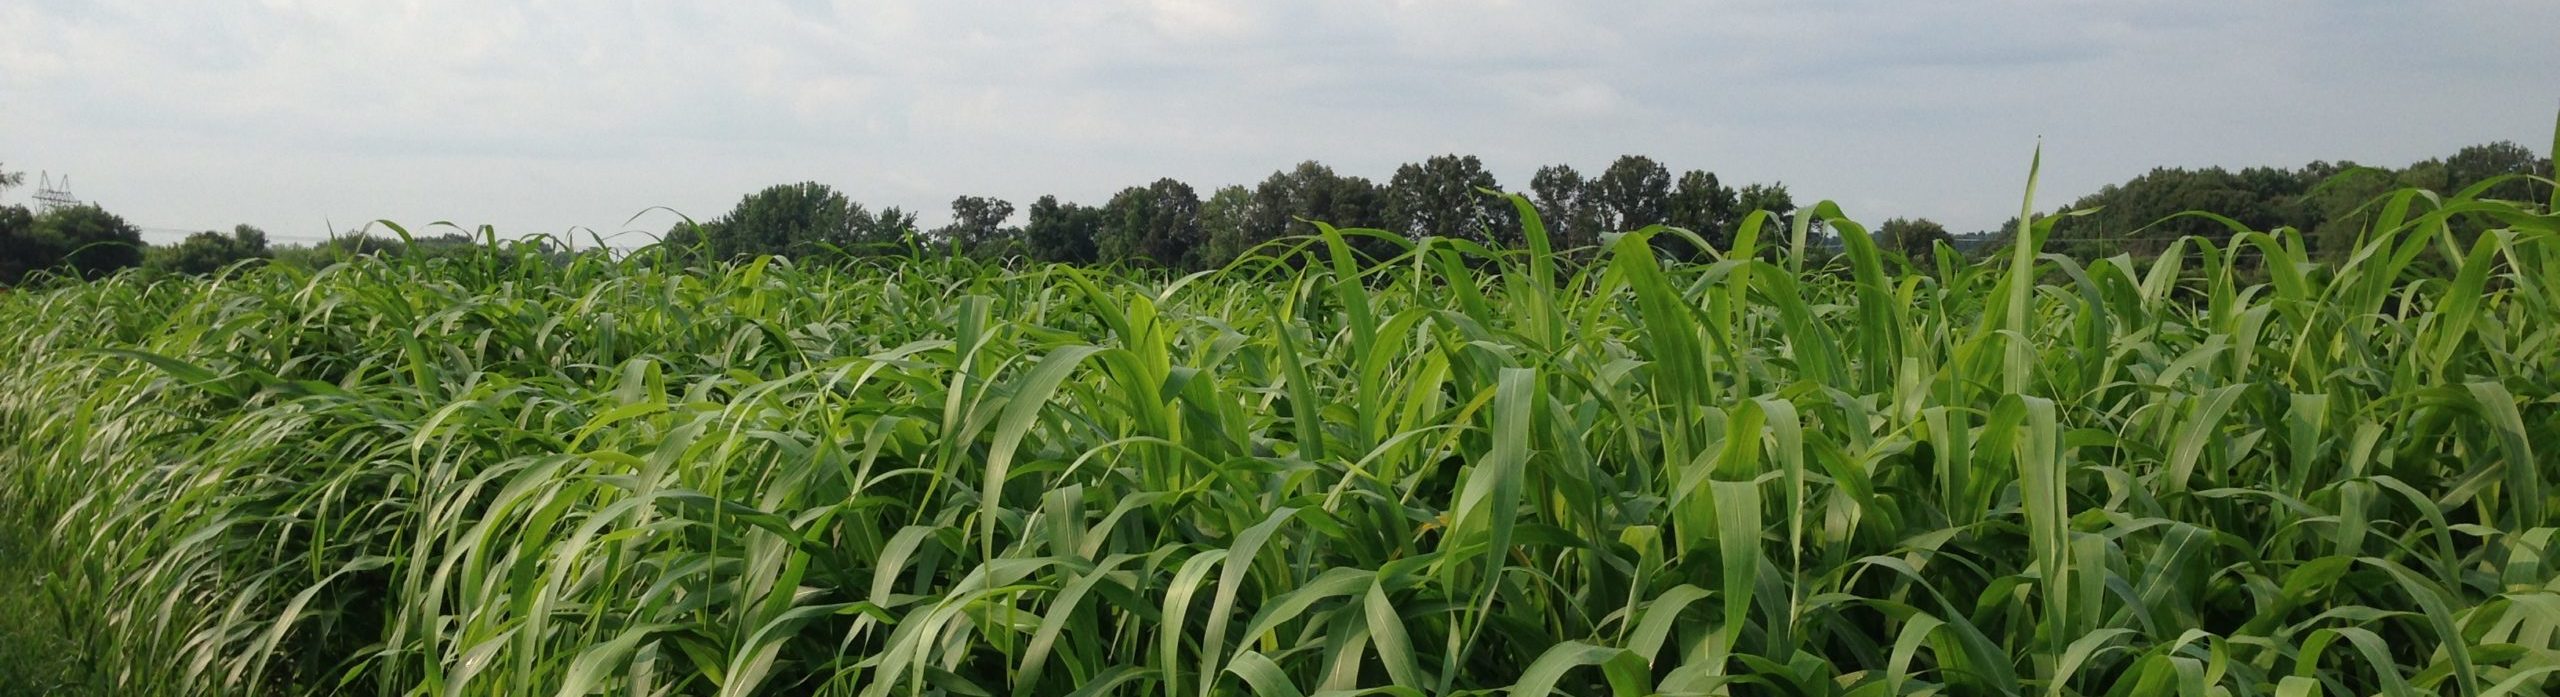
[3,0,2554,245]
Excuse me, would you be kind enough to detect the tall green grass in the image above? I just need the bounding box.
[2,160,2557,695]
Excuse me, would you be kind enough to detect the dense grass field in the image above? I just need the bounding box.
[2,179,2557,695]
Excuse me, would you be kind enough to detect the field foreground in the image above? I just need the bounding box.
[4,191,2559,695]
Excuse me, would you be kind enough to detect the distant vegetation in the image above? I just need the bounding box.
[648,144,2546,272]
[662,181,921,260]
[1,144,2549,287]
[2028,141,2552,259]
[144,225,271,276]
[0,161,550,286]
[0,203,146,285]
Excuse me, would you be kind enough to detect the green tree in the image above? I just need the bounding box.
[678,182,914,260]
[0,205,45,285]
[1327,174,1392,260]
[1876,217,1953,261]
[1198,185,1255,267]
[147,224,273,276]
[1247,162,1387,259]
[1666,169,1738,259]
[1100,178,1204,268]
[2297,162,2395,258]
[1384,154,1513,246]
[1734,182,1798,252]
[0,162,22,196]
[2056,167,2293,255]
[1987,140,2548,263]
[1022,195,1103,264]
[936,195,1018,259]
[1590,155,1672,234]
[851,207,918,252]
[2442,141,2552,203]
[2394,159,2450,193]
[23,204,146,281]
[656,221,702,256]
[1529,164,1601,251]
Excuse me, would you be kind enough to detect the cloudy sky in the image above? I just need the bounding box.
[3,0,2554,245]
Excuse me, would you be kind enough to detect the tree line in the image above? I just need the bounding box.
[1992,141,2552,260]
[671,144,2548,272]
[3,142,2548,286]
[0,163,564,286]
[664,155,1809,271]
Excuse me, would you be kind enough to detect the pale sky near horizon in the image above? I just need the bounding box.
[3,1,2554,246]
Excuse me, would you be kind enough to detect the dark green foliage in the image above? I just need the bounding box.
[2439,140,2550,202]
[1529,164,1602,252]
[1099,178,1204,268]
[1,204,146,285]
[935,195,1019,260]
[646,159,1808,273]
[1876,216,1954,261]
[1590,155,1672,233]
[145,225,272,276]
[1197,184,1256,267]
[670,182,916,260]
[1022,194,1104,264]
[47,206,149,279]
[2052,166,2304,254]
[1666,170,1740,259]
[1249,162,1387,259]
[1735,182,1797,251]
[0,205,43,285]
[1384,154,1515,246]
[2035,142,2549,260]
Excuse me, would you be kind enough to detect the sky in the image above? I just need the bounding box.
[2,0,2555,246]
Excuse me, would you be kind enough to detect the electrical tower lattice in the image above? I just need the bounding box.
[32,172,81,212]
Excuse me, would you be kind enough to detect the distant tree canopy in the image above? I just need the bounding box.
[935,195,1018,259]
[0,205,40,285]
[1734,183,1798,241]
[1386,155,1515,248]
[1197,185,1255,267]
[1521,158,1792,261]
[2435,141,2548,203]
[1876,217,1955,260]
[1668,170,1740,257]
[1529,164,1601,251]
[1,204,146,285]
[691,154,1801,274]
[650,139,2540,275]
[1590,155,1672,237]
[668,182,918,260]
[1100,178,1206,269]
[147,225,272,276]
[1252,161,1389,259]
[21,139,2535,287]
[1022,195,1105,265]
[2026,140,2552,259]
[0,155,499,285]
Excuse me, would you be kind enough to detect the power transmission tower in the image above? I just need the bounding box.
[33,172,81,212]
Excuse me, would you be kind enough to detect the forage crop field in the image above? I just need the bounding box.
[3,182,2558,696]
